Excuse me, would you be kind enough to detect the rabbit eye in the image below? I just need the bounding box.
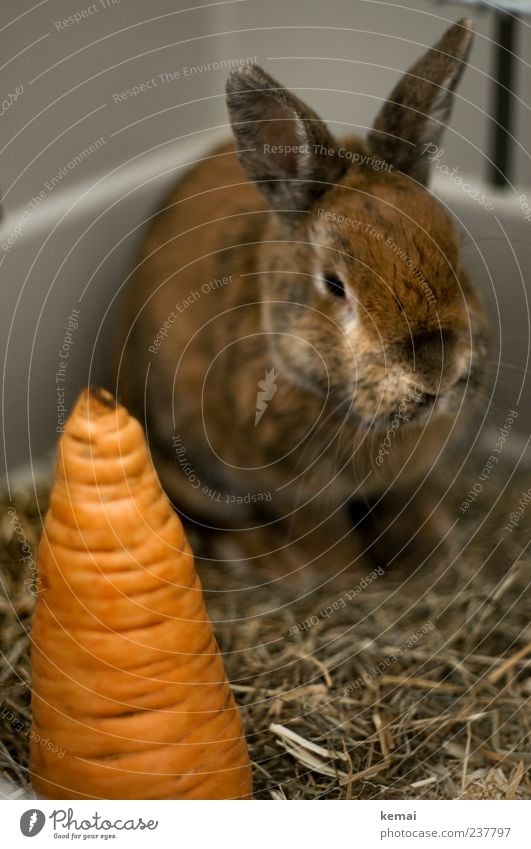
[324,273,346,299]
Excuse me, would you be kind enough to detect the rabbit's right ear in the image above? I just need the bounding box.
[226,65,346,214]
[368,19,474,185]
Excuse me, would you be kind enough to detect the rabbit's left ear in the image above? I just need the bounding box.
[368,19,474,185]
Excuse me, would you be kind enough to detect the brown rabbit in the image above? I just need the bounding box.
[115,19,487,576]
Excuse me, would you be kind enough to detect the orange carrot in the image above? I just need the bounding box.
[30,387,252,800]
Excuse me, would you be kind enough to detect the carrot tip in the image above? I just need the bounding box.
[82,386,118,416]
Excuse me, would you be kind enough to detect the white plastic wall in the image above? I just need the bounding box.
[1,0,530,479]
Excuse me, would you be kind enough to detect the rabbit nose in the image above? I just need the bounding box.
[408,330,463,394]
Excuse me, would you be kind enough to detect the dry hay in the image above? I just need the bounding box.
[0,431,529,799]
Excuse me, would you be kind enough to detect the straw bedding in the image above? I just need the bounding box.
[0,430,529,799]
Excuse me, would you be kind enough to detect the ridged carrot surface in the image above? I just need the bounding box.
[30,387,252,799]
